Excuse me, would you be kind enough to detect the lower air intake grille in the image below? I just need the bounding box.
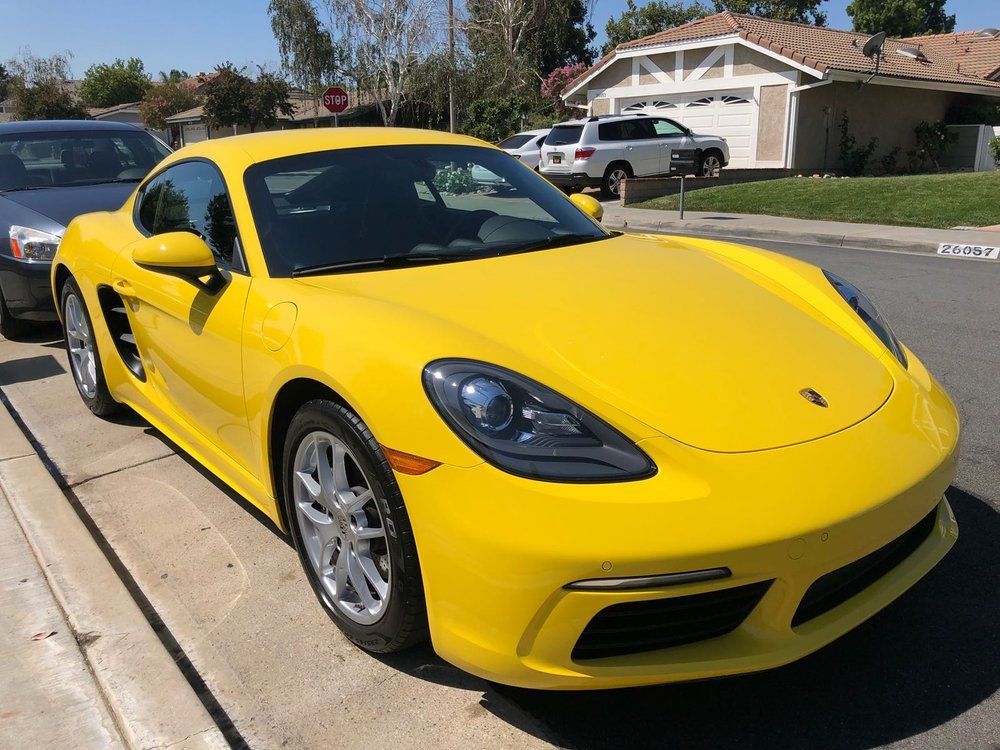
[792,505,939,627]
[572,580,773,661]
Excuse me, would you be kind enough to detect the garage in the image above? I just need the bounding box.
[618,90,756,168]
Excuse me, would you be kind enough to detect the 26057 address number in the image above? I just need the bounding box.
[937,243,1000,260]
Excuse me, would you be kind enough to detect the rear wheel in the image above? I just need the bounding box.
[283,400,427,653]
[60,278,120,417]
[0,294,29,340]
[601,163,631,199]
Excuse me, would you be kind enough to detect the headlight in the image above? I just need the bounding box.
[824,270,907,366]
[7,225,61,263]
[423,359,655,482]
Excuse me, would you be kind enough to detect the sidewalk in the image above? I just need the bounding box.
[601,204,1000,254]
[0,400,228,750]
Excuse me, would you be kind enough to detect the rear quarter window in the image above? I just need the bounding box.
[544,126,583,146]
[598,122,623,141]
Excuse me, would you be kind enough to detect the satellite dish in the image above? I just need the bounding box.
[862,32,887,58]
[857,32,886,90]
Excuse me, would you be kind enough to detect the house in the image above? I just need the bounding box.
[561,12,1000,170]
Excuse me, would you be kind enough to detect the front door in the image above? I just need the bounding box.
[620,119,661,177]
[113,159,255,472]
[649,118,692,174]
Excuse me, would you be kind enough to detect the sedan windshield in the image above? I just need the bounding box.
[244,144,610,277]
[0,130,171,191]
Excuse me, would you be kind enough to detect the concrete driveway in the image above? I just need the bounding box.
[0,238,996,749]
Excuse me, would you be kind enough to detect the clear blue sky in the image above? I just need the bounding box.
[0,0,995,77]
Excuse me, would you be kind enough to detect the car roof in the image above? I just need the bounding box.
[168,127,495,166]
[553,114,652,126]
[510,129,550,137]
[0,119,143,135]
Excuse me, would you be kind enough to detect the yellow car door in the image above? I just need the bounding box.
[111,159,256,473]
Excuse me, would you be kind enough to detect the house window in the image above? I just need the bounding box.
[689,97,714,107]
[651,101,676,109]
[722,95,750,105]
[623,101,648,112]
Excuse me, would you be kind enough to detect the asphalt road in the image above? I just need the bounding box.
[0,239,996,750]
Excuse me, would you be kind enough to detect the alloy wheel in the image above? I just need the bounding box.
[701,155,722,177]
[64,292,97,399]
[292,431,392,625]
[608,168,627,196]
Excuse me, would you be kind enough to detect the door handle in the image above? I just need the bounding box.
[112,277,136,298]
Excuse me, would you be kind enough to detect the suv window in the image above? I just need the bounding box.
[544,126,583,146]
[137,161,240,269]
[619,119,656,140]
[651,119,686,137]
[597,122,623,141]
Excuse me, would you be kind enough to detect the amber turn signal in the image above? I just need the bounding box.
[381,446,441,475]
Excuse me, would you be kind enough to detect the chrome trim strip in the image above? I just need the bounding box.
[564,567,732,591]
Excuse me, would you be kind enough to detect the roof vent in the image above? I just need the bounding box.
[896,47,929,62]
[976,28,1000,40]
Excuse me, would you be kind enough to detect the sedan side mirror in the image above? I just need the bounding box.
[132,231,224,292]
[569,193,604,222]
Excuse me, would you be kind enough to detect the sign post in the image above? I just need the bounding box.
[669,149,699,220]
[322,86,349,127]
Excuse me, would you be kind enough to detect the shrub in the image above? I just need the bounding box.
[433,164,479,195]
[907,120,957,173]
[462,95,528,143]
[989,136,1000,167]
[837,111,878,176]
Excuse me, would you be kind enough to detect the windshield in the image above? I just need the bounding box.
[0,130,171,191]
[244,144,609,277]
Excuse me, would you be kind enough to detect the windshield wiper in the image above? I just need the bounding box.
[291,250,486,278]
[72,177,144,186]
[495,232,610,257]
[0,185,58,194]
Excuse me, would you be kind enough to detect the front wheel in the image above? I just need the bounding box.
[60,278,120,417]
[700,151,723,177]
[283,400,427,653]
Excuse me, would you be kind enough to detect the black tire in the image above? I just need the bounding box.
[60,277,121,417]
[282,399,428,653]
[0,293,30,340]
[699,149,724,177]
[601,162,632,199]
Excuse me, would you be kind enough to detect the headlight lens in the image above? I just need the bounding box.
[824,270,907,366]
[8,225,61,263]
[423,360,655,482]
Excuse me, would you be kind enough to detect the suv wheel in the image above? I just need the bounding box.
[601,163,631,199]
[700,151,723,177]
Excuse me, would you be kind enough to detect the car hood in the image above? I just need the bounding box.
[0,183,135,229]
[299,235,894,453]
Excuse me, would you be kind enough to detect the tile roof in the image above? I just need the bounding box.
[567,12,1000,94]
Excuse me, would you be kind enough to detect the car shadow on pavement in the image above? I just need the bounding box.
[478,486,998,750]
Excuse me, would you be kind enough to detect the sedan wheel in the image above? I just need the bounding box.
[292,431,391,625]
[701,153,722,177]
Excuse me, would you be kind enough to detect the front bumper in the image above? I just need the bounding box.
[397,361,959,689]
[0,255,56,320]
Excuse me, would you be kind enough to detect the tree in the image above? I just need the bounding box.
[326,0,436,126]
[158,69,191,84]
[603,0,709,54]
[4,50,88,120]
[250,68,295,131]
[79,57,152,107]
[465,0,550,94]
[539,0,596,71]
[202,63,293,133]
[268,0,339,94]
[0,63,10,101]
[462,94,530,142]
[139,82,198,130]
[846,0,955,37]
[712,0,826,25]
[540,62,587,118]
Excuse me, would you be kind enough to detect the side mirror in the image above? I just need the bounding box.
[132,231,223,291]
[569,193,604,222]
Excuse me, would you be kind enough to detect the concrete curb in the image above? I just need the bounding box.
[0,402,229,750]
[601,215,942,254]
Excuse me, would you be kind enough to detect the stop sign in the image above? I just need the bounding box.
[322,87,349,114]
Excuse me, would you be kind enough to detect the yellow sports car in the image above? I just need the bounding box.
[51,128,958,689]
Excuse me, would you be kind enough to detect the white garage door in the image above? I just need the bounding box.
[619,90,757,168]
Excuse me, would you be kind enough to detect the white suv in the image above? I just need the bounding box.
[538,114,730,199]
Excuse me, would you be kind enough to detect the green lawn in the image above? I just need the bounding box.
[634,171,1000,229]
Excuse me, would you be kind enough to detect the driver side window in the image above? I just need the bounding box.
[137,161,242,270]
